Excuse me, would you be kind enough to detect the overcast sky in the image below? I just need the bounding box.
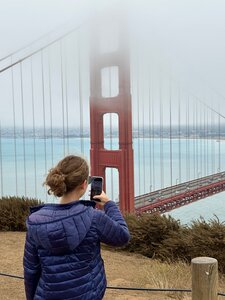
[0,0,225,127]
[130,0,225,98]
[0,0,109,57]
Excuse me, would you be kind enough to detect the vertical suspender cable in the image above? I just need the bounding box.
[192,98,196,179]
[196,101,199,178]
[48,48,54,167]
[64,39,70,154]
[178,87,181,183]
[77,32,84,154]
[142,63,146,194]
[206,109,209,175]
[60,41,66,156]
[159,71,164,189]
[185,98,188,181]
[152,81,155,191]
[130,50,135,194]
[137,53,141,195]
[169,79,173,191]
[20,62,27,196]
[41,51,47,186]
[210,106,213,173]
[11,62,18,195]
[0,122,3,197]
[199,101,203,177]
[211,105,215,174]
[30,58,37,198]
[186,96,190,181]
[148,66,152,193]
[203,107,206,176]
[218,105,221,172]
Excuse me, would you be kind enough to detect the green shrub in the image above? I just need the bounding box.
[186,217,225,273]
[124,213,186,259]
[124,213,225,273]
[0,196,42,231]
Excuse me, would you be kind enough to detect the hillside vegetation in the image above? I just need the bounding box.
[123,213,225,273]
[1,197,225,273]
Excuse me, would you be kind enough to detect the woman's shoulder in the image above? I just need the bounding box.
[27,200,95,225]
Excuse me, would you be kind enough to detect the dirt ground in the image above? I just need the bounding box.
[0,232,223,300]
[0,232,179,300]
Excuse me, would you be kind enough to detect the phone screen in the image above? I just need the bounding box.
[90,177,103,201]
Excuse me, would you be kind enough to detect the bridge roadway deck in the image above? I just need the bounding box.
[135,172,225,214]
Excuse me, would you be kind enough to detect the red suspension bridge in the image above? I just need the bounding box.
[0,12,225,215]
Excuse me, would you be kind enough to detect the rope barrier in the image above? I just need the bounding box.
[1,272,225,296]
[0,272,24,280]
[107,286,191,293]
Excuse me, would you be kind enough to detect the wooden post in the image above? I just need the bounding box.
[192,257,218,300]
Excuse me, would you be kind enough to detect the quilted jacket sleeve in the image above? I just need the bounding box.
[95,201,130,246]
[23,231,41,300]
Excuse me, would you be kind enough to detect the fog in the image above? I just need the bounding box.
[0,0,225,127]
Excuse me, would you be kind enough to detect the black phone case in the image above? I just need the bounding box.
[90,177,103,201]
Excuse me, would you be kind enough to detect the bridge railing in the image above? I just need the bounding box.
[135,171,225,213]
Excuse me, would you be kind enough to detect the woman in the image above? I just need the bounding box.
[23,155,130,300]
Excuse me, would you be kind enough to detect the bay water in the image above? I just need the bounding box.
[1,136,225,225]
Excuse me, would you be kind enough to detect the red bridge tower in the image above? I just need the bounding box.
[89,19,134,213]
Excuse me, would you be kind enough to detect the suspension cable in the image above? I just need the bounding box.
[41,51,48,191]
[218,104,221,172]
[77,31,84,155]
[142,62,146,194]
[169,78,173,191]
[203,106,206,176]
[148,65,152,193]
[159,70,164,189]
[64,39,70,154]
[186,96,190,181]
[192,98,196,179]
[211,101,215,174]
[152,80,155,191]
[0,23,85,74]
[11,60,18,195]
[196,101,199,178]
[137,53,141,195]
[47,48,54,167]
[199,101,203,178]
[60,41,66,156]
[0,17,87,63]
[178,87,181,183]
[20,62,27,196]
[30,57,37,198]
[206,111,209,175]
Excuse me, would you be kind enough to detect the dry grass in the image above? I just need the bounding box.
[1,232,225,300]
[103,251,192,300]
[143,260,191,300]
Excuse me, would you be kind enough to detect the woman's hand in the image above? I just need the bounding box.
[93,191,110,206]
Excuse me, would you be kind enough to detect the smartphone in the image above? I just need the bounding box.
[90,176,103,201]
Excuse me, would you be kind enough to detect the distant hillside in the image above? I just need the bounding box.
[1,125,225,139]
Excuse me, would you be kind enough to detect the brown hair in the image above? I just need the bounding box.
[44,155,89,197]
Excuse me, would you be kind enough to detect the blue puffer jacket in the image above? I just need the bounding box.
[23,200,130,300]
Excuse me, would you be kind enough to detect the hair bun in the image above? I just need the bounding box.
[43,155,89,198]
[45,168,67,197]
